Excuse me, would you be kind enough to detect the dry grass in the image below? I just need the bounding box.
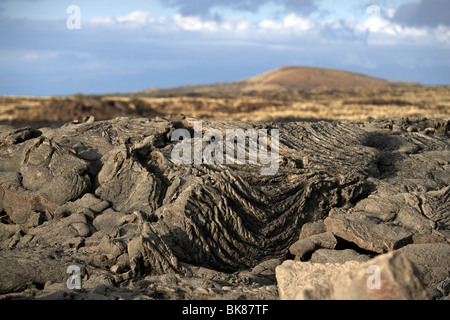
[1,86,449,128]
[138,86,449,122]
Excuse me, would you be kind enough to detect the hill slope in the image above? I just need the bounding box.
[243,66,392,90]
[138,66,417,96]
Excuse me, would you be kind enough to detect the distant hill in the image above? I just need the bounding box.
[135,66,419,96]
[244,66,403,90]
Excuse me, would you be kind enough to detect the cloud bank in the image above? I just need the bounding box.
[0,0,449,95]
[158,0,317,18]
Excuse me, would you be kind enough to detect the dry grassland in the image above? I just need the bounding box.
[1,86,448,128]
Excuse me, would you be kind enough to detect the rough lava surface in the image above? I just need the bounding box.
[0,115,449,300]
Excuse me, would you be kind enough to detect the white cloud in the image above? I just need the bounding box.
[90,16,115,24]
[87,10,448,48]
[117,10,154,24]
[259,14,314,33]
[220,18,252,34]
[90,11,167,27]
[259,19,282,31]
[434,25,450,46]
[353,15,447,46]
[283,14,314,31]
[387,8,396,19]
[173,14,218,31]
[234,20,252,33]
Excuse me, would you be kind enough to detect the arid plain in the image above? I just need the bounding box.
[1,67,449,128]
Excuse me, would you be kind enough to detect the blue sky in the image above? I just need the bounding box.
[0,0,449,96]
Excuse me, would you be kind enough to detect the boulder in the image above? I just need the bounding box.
[289,232,337,259]
[310,249,371,264]
[324,212,414,253]
[276,251,430,300]
[298,221,327,239]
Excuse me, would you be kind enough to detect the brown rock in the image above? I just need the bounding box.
[333,251,429,300]
[398,243,450,268]
[276,251,430,300]
[276,259,362,300]
[298,221,327,240]
[324,213,414,253]
[289,232,337,259]
[0,223,21,245]
[310,248,371,264]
